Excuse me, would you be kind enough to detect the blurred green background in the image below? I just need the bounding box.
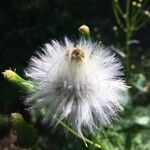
[0,0,150,149]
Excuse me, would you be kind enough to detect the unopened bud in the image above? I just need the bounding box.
[10,113,38,148]
[2,69,33,92]
[10,113,25,124]
[79,25,90,39]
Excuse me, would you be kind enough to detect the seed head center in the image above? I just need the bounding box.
[71,47,85,61]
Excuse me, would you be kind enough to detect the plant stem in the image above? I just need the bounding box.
[112,1,125,30]
[125,0,132,81]
[59,121,101,149]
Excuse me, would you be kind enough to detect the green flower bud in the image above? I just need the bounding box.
[10,113,38,148]
[2,69,33,92]
[78,25,90,39]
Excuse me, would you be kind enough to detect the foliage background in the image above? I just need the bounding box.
[0,0,150,149]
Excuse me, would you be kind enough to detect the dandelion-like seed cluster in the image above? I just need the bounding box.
[25,38,127,133]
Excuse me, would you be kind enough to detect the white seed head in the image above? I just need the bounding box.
[25,38,128,133]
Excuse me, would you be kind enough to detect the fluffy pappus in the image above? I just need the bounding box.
[25,38,128,134]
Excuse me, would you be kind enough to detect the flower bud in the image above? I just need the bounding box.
[112,26,118,31]
[10,113,38,148]
[10,113,25,124]
[2,69,33,92]
[78,25,90,39]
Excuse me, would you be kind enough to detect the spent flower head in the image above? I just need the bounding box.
[25,38,128,133]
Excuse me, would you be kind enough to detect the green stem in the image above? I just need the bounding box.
[116,2,124,16]
[125,31,132,81]
[136,18,150,30]
[59,121,101,149]
[125,0,133,81]
[126,0,130,21]
[125,132,132,150]
[112,1,125,30]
